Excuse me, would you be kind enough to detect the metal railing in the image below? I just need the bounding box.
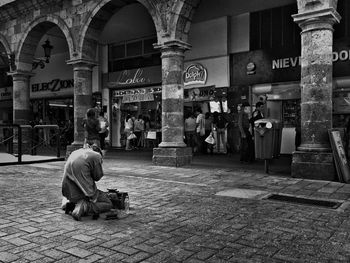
[0,124,63,165]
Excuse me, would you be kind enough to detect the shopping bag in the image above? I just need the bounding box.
[146,131,157,140]
[205,133,215,145]
[127,132,137,140]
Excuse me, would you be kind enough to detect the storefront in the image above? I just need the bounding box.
[0,86,12,124]
[231,39,350,154]
[30,78,74,128]
[105,65,162,148]
[184,57,230,115]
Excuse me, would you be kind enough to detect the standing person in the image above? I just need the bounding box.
[61,144,113,221]
[204,112,214,154]
[250,101,265,126]
[134,115,145,148]
[195,108,205,154]
[238,102,254,163]
[213,112,228,154]
[83,108,101,147]
[124,114,134,150]
[184,113,197,153]
[98,112,109,150]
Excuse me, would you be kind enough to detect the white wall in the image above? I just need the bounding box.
[230,13,250,53]
[186,17,228,60]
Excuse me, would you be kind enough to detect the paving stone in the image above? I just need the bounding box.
[65,247,93,258]
[0,251,19,262]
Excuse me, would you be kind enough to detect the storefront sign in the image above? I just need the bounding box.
[272,49,350,70]
[184,86,215,102]
[107,66,161,88]
[184,63,208,86]
[0,87,12,101]
[122,93,155,103]
[113,86,161,97]
[31,79,74,93]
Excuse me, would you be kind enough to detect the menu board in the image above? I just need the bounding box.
[282,100,300,127]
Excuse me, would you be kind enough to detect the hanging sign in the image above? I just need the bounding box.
[184,63,208,86]
[122,93,155,103]
[0,87,12,101]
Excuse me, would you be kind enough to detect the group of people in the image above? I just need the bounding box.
[61,102,265,221]
[184,109,230,155]
[124,114,151,150]
[184,101,265,163]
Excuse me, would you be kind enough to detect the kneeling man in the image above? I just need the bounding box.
[62,144,112,220]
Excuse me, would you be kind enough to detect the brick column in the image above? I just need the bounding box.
[66,59,96,157]
[8,70,34,154]
[152,40,192,167]
[291,1,341,180]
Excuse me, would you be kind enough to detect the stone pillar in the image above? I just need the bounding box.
[66,59,96,157]
[291,0,341,180]
[8,70,34,154]
[152,40,192,167]
[10,70,34,125]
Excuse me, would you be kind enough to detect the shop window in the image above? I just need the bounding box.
[126,41,142,57]
[109,36,160,72]
[143,37,157,54]
[111,44,125,60]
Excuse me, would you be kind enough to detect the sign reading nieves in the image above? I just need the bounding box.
[272,50,350,70]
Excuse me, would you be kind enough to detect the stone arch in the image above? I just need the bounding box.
[171,0,201,42]
[0,34,12,55]
[78,0,161,61]
[16,14,76,69]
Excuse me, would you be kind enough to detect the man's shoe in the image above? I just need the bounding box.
[65,202,76,214]
[71,200,88,221]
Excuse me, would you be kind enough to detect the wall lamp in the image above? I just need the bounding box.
[32,39,53,70]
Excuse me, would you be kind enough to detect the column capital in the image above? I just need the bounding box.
[154,39,191,52]
[66,58,98,71]
[293,7,341,31]
[7,70,35,79]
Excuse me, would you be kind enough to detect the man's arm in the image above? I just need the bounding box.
[91,154,104,181]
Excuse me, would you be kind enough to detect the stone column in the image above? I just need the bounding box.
[152,40,192,167]
[66,59,96,157]
[10,70,34,125]
[291,0,341,180]
[8,70,34,154]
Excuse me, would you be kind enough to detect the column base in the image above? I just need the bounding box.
[291,151,336,181]
[66,144,83,160]
[152,147,192,167]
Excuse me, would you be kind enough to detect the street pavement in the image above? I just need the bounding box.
[0,151,350,262]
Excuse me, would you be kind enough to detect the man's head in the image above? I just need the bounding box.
[255,101,264,111]
[91,144,103,157]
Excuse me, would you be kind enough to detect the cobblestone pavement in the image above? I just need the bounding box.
[1,156,350,263]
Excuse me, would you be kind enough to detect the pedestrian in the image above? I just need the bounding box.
[82,108,101,147]
[204,112,214,154]
[61,144,113,221]
[195,108,205,154]
[98,111,109,150]
[124,114,134,150]
[238,102,254,163]
[134,115,145,148]
[213,112,228,154]
[184,112,197,153]
[250,101,265,126]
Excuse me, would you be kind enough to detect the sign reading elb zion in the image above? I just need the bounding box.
[30,78,74,98]
[184,63,208,86]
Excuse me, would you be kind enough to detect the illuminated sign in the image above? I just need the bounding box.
[184,63,207,86]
